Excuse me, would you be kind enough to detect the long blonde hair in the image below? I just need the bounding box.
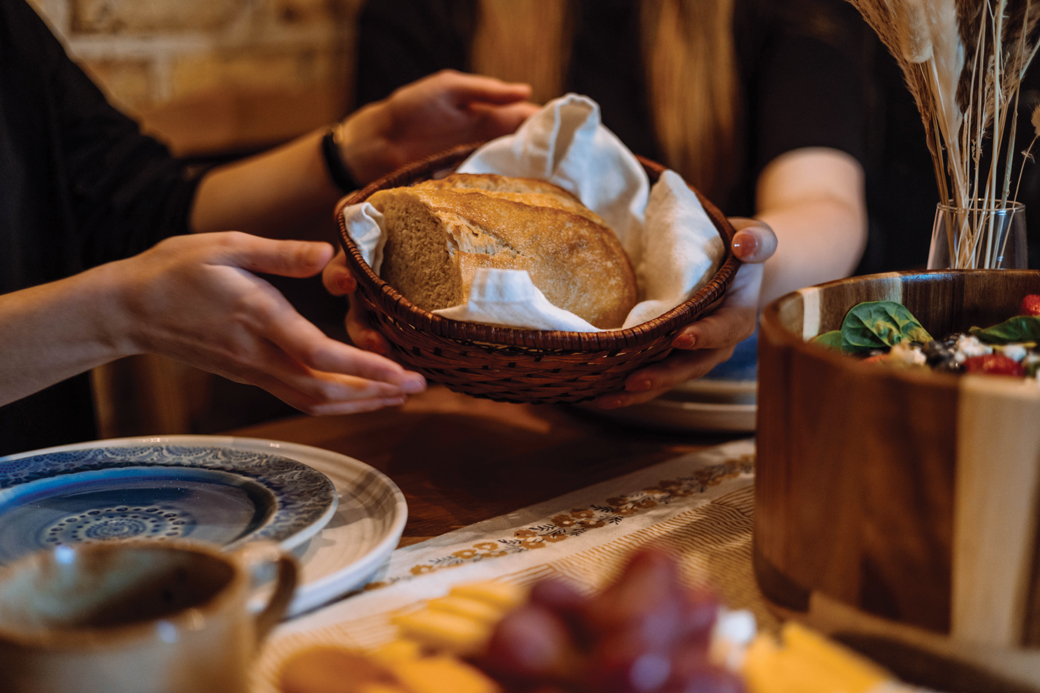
[471,0,738,199]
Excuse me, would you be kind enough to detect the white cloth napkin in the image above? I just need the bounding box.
[343,94,725,332]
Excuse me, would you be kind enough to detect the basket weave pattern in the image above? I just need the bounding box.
[336,144,740,404]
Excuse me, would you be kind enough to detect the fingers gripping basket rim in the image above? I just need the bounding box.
[335,143,741,404]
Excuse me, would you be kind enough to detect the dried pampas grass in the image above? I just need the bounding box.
[849,0,1040,267]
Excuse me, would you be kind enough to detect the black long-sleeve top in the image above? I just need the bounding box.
[353,0,869,218]
[354,0,1040,273]
[0,0,200,456]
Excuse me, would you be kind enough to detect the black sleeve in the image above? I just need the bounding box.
[354,0,475,108]
[2,0,201,271]
[56,59,204,269]
[747,0,868,176]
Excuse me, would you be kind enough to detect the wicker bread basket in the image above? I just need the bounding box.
[335,144,741,404]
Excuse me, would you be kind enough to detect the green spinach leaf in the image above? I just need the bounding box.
[840,301,932,353]
[811,331,844,350]
[969,316,1040,344]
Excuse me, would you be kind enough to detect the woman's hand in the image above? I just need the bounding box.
[112,232,425,414]
[192,71,538,239]
[323,251,392,356]
[593,220,777,409]
[337,70,540,185]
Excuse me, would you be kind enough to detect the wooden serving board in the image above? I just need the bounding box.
[755,270,1040,689]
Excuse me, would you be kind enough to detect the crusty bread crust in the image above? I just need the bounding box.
[416,174,609,226]
[370,175,637,329]
[417,173,578,201]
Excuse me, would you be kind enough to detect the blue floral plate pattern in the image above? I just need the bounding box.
[0,439,337,565]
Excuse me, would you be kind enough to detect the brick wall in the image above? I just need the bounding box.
[29,0,365,152]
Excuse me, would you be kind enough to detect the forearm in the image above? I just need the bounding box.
[757,197,866,305]
[754,148,868,307]
[0,264,133,407]
[189,72,537,242]
[190,129,342,240]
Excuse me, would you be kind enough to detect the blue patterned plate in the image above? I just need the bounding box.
[0,439,338,565]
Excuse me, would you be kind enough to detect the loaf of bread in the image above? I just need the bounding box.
[368,173,638,329]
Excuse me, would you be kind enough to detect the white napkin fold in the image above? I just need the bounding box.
[343,94,724,332]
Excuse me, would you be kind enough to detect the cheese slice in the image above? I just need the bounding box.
[391,610,492,656]
[449,581,527,611]
[427,596,507,625]
[370,639,424,667]
[742,624,892,693]
[387,656,502,693]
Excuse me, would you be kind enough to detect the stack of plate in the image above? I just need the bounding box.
[587,377,756,433]
[0,436,407,617]
[582,331,758,433]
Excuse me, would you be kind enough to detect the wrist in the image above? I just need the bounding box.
[323,127,361,193]
[334,103,400,186]
[83,260,145,360]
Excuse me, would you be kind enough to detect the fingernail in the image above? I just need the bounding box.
[627,378,652,392]
[732,233,758,259]
[368,338,388,356]
[597,396,626,410]
[401,376,426,394]
[672,334,695,349]
[338,274,356,292]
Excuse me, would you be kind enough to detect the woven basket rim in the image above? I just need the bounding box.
[335,143,741,351]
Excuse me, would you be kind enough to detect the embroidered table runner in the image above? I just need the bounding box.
[253,438,766,692]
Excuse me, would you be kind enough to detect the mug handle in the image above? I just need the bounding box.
[233,542,298,647]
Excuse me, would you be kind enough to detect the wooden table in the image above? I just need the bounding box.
[230,386,739,547]
[242,388,1025,693]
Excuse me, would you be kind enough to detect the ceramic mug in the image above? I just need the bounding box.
[0,539,296,693]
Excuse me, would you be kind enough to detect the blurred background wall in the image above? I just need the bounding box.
[28,0,363,155]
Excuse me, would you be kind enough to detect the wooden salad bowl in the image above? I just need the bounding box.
[756,270,1040,690]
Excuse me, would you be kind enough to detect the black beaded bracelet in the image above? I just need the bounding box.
[321,127,360,194]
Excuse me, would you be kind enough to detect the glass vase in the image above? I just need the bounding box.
[927,201,1027,269]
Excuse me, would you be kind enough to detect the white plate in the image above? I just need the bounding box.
[0,435,406,619]
[0,436,338,564]
[668,377,757,404]
[576,378,757,433]
[586,398,756,433]
[223,438,407,617]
